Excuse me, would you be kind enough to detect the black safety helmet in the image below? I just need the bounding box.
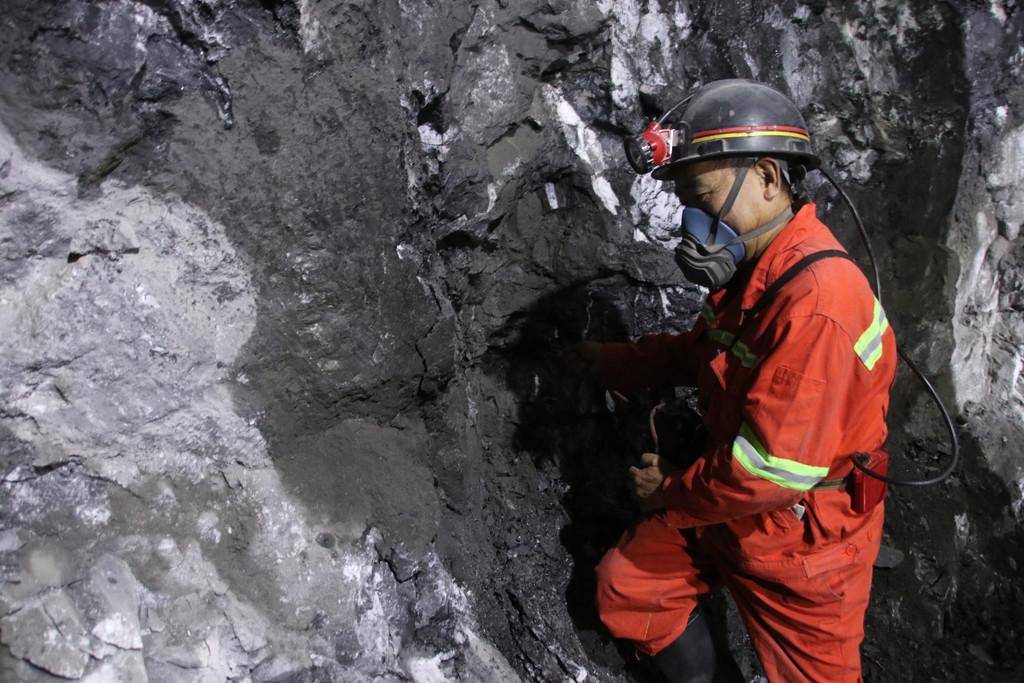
[625,79,819,180]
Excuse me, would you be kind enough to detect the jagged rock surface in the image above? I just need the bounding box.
[0,1,1022,681]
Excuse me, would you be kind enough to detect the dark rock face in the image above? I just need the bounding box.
[0,1,1021,681]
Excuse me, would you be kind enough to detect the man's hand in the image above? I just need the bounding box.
[629,452,669,511]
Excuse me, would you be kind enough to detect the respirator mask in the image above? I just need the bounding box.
[672,160,793,291]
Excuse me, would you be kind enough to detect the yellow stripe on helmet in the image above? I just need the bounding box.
[691,130,811,144]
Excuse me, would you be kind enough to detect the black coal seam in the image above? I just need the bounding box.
[482,269,676,350]
[76,135,145,191]
[31,458,78,476]
[504,589,576,678]
[131,0,234,128]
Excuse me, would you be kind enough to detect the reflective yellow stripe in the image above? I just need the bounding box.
[707,328,759,368]
[691,130,811,144]
[731,422,830,491]
[854,298,889,371]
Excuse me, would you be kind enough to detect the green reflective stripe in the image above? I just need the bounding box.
[707,328,759,368]
[854,298,889,371]
[730,341,758,368]
[731,422,830,491]
[707,328,734,345]
[700,303,715,325]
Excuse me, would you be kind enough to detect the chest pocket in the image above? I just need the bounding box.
[700,249,855,429]
[752,364,827,457]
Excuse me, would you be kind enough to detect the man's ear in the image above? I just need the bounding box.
[756,158,784,200]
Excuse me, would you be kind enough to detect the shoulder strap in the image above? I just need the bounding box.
[729,249,856,351]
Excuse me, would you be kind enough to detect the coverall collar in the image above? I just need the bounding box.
[737,202,821,311]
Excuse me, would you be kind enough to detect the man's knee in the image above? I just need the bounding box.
[594,523,701,615]
[594,546,628,613]
[593,544,664,624]
[594,545,659,643]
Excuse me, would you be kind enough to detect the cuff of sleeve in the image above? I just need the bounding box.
[658,469,685,510]
[595,342,640,393]
[659,471,709,529]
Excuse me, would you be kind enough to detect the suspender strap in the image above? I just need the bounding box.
[729,249,855,351]
[811,477,847,490]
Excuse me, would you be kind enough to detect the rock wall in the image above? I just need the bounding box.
[948,3,1024,504]
[0,1,1021,681]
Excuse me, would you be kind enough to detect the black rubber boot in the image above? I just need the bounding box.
[649,606,717,683]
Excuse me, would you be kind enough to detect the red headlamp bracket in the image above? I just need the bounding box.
[625,121,683,174]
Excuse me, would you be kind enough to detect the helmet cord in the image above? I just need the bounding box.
[819,166,959,486]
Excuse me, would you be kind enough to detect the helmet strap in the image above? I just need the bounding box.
[708,159,755,243]
[701,156,794,257]
[777,158,792,188]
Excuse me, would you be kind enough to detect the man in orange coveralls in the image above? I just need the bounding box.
[581,80,896,682]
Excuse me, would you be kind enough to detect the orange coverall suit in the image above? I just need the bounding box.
[594,202,897,682]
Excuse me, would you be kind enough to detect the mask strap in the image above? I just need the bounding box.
[725,206,794,246]
[702,205,794,256]
[709,159,755,243]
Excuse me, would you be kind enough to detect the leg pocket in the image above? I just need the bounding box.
[809,566,848,603]
[779,572,845,615]
[782,541,859,613]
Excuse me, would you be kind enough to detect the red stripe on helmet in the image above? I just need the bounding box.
[691,124,810,138]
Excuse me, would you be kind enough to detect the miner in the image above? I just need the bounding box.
[579,80,896,682]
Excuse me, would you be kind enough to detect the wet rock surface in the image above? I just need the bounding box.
[0,1,1022,681]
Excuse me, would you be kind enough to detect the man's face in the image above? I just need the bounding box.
[670,159,767,236]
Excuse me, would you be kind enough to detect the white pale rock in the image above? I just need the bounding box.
[1,591,91,679]
[0,528,24,553]
[87,555,144,650]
